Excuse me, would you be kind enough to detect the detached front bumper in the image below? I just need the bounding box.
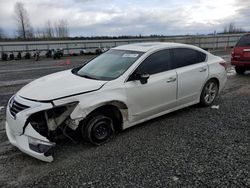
[6,121,55,162]
[5,95,55,162]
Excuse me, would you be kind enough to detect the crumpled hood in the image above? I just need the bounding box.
[17,70,107,101]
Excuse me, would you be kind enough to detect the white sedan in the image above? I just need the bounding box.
[6,42,227,162]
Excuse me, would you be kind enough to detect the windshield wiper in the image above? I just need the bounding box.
[80,74,99,80]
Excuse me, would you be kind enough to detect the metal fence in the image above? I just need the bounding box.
[0,33,243,56]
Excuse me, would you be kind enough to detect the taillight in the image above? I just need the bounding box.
[219,61,227,70]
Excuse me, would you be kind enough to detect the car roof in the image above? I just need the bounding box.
[113,42,199,52]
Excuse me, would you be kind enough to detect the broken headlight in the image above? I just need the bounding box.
[29,102,79,138]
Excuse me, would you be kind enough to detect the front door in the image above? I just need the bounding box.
[125,49,177,123]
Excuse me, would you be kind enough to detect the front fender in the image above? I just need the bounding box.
[52,88,130,128]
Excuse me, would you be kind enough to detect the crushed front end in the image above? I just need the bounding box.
[5,95,79,162]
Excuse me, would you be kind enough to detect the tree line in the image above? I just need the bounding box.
[222,23,245,34]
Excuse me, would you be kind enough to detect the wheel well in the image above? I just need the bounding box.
[208,77,220,89]
[87,105,123,131]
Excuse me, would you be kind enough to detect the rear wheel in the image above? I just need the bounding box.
[82,114,114,145]
[235,66,245,74]
[200,79,219,106]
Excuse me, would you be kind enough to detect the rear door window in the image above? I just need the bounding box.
[172,48,206,68]
[236,35,250,47]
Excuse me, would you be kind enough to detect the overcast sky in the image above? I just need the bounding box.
[0,0,249,37]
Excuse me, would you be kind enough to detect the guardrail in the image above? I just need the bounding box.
[0,33,243,56]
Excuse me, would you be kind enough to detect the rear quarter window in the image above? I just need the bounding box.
[236,35,250,47]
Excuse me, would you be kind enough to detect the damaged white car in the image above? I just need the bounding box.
[6,42,227,162]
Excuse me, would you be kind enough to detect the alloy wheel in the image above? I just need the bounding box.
[204,82,217,104]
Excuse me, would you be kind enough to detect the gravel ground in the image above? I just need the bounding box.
[0,52,249,187]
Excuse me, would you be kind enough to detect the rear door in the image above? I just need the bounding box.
[172,48,208,106]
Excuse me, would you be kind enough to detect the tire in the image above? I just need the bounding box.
[235,66,245,74]
[82,114,114,145]
[200,79,219,106]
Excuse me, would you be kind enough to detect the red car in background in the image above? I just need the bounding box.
[231,34,250,74]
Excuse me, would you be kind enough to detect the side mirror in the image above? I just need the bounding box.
[139,74,150,84]
[129,73,150,84]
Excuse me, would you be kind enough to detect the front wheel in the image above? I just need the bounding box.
[200,79,219,106]
[82,114,114,145]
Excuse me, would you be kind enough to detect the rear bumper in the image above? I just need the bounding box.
[231,60,250,67]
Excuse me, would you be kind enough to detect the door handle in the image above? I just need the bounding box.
[199,67,207,72]
[166,77,176,83]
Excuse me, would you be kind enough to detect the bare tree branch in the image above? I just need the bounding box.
[14,2,33,39]
[35,28,46,38]
[54,19,69,38]
[45,20,54,38]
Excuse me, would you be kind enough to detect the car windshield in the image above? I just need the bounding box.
[236,35,250,47]
[77,49,143,80]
